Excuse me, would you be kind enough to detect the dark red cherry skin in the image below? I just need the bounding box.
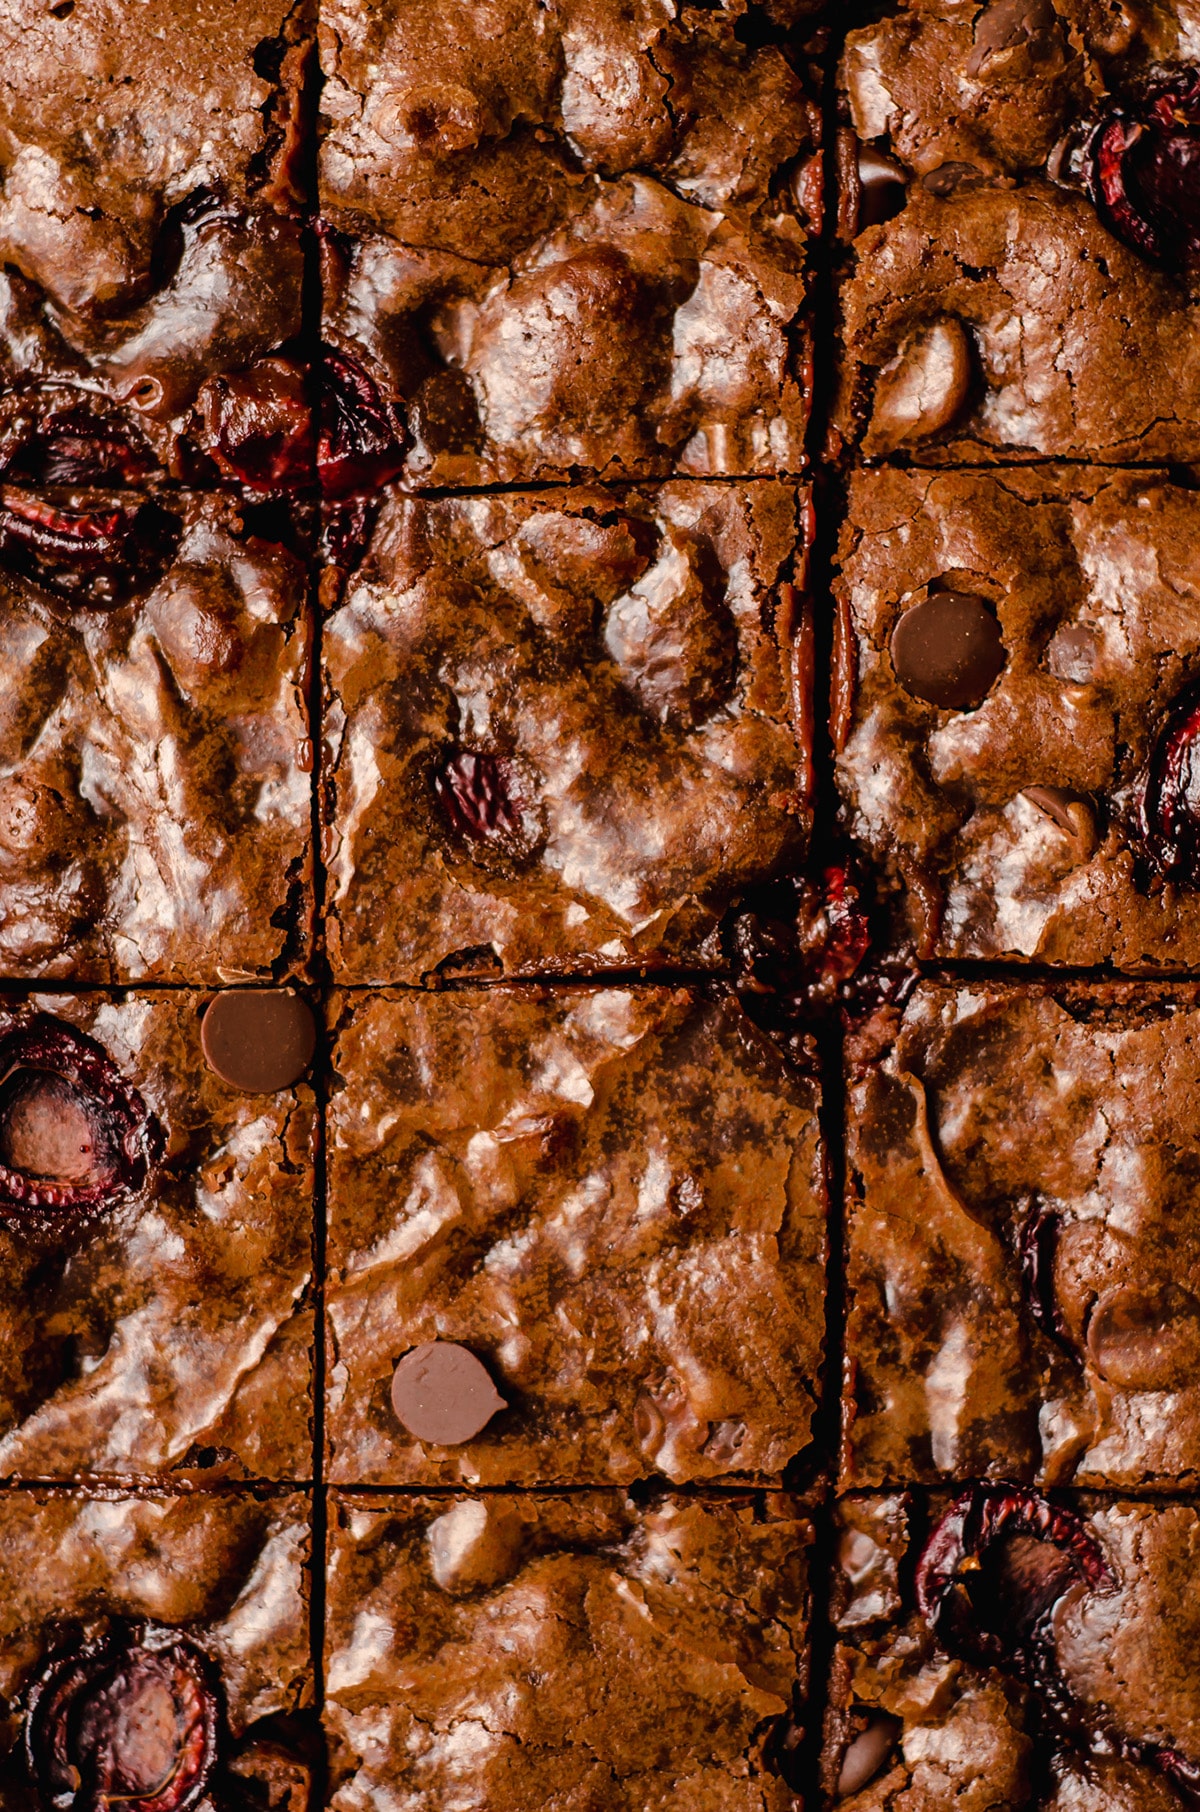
[26,1629,220,1812]
[0,399,157,489]
[1142,684,1200,883]
[0,1016,161,1235]
[732,864,872,1026]
[1017,1198,1069,1344]
[433,751,527,849]
[1080,68,1200,265]
[916,1484,1111,1663]
[316,347,406,499]
[0,489,180,607]
[196,357,315,491]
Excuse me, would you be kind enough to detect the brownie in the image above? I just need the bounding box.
[841,978,1200,1491]
[325,1488,811,1810]
[0,1,311,490]
[322,481,810,983]
[0,990,315,1482]
[832,464,1200,967]
[325,986,825,1486]
[0,1486,312,1812]
[833,0,1200,463]
[316,0,822,488]
[0,489,311,982]
[824,1488,1200,1809]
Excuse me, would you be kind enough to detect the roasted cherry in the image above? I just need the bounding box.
[196,357,314,490]
[316,347,406,499]
[0,398,156,489]
[1142,683,1200,883]
[731,865,872,1023]
[26,1628,220,1812]
[1071,68,1200,265]
[0,489,180,607]
[433,750,539,860]
[0,1017,161,1233]
[916,1485,1111,1669]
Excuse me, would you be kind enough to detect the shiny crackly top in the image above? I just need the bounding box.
[325,1490,810,1812]
[323,482,808,983]
[827,1492,1200,1809]
[0,992,314,1481]
[843,980,1200,1490]
[0,491,311,982]
[325,987,824,1486]
[318,1,820,481]
[836,465,1200,967]
[835,0,1200,462]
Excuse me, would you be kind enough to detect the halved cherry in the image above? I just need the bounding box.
[0,488,180,606]
[1071,68,1200,265]
[1142,683,1200,883]
[916,1484,1111,1667]
[0,1016,161,1232]
[433,750,539,860]
[26,1628,220,1812]
[195,357,314,490]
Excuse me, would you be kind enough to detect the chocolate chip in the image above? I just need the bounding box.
[967,0,1063,74]
[857,147,907,229]
[890,592,1006,710]
[868,320,973,455]
[1023,785,1097,855]
[921,161,984,197]
[391,1341,507,1445]
[200,990,316,1093]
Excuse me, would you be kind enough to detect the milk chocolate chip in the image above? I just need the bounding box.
[890,591,1005,709]
[968,0,1064,74]
[391,1341,507,1445]
[868,320,973,455]
[200,990,316,1093]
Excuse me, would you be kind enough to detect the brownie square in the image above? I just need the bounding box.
[824,1490,1200,1809]
[833,0,1200,463]
[0,991,315,1482]
[834,465,1200,967]
[325,986,825,1486]
[0,1,310,489]
[316,0,822,487]
[842,979,1200,1492]
[0,489,311,982]
[322,481,810,983]
[0,1486,313,1812]
[325,1488,811,1811]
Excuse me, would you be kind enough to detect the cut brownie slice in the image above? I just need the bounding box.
[325,1489,811,1811]
[325,986,825,1487]
[833,0,1200,462]
[322,481,811,983]
[0,1487,312,1810]
[834,465,1200,967]
[0,990,315,1482]
[0,488,311,982]
[0,0,311,489]
[824,1490,1200,1809]
[843,979,1200,1492]
[316,0,822,487]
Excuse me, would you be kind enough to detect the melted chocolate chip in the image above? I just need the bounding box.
[316,347,406,499]
[0,1017,160,1234]
[1143,682,1200,882]
[391,1341,507,1445]
[968,0,1064,74]
[26,1630,220,1812]
[1074,68,1200,265]
[921,161,985,197]
[857,147,908,229]
[200,990,316,1094]
[890,591,1005,710]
